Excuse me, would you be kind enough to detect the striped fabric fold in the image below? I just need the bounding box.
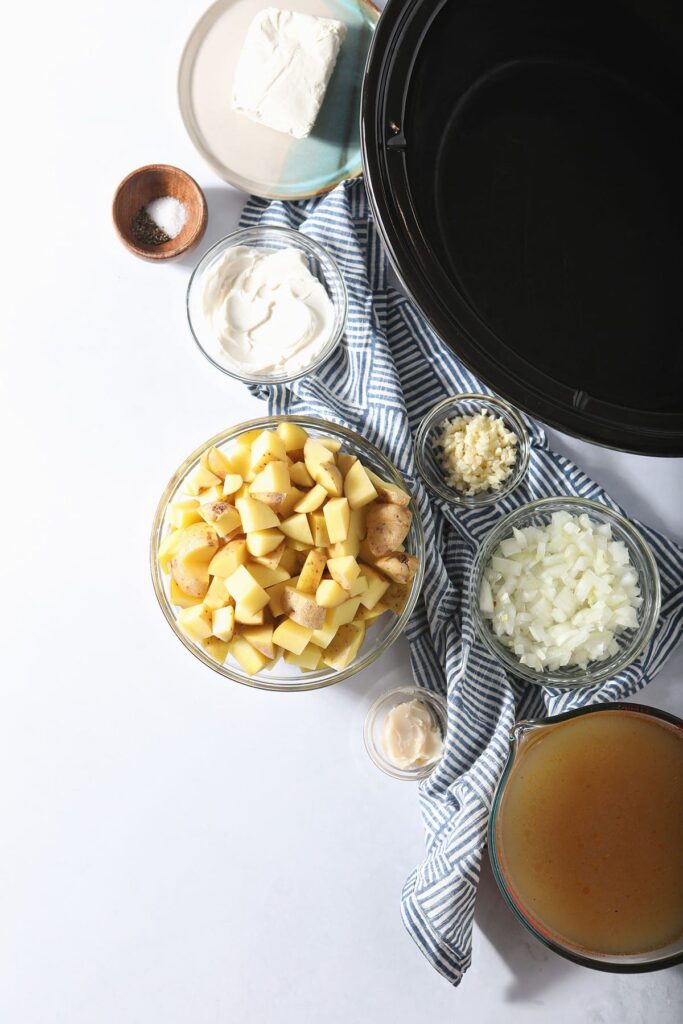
[239,178,683,986]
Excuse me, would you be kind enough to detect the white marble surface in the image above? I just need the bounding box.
[0,2,682,1021]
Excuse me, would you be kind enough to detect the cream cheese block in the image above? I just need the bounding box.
[232,8,346,139]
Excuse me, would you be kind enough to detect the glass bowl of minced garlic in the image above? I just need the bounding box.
[415,394,530,508]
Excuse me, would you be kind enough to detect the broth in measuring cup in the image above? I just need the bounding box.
[494,709,683,956]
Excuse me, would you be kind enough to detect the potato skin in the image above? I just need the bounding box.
[282,587,326,629]
[382,581,411,615]
[375,551,419,584]
[250,491,286,511]
[366,504,412,556]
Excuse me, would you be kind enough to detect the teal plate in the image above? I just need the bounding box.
[178,0,379,199]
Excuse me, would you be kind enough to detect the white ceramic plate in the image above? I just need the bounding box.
[178,0,379,199]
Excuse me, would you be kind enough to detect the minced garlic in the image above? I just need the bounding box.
[434,411,518,495]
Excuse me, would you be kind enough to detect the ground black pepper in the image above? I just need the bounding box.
[132,207,170,245]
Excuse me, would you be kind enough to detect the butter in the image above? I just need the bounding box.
[381,700,444,771]
[232,8,346,139]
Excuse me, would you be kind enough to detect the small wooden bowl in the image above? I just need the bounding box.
[112,164,208,261]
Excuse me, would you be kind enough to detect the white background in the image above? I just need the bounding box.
[1,2,682,1021]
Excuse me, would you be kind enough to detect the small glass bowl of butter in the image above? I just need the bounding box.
[187,226,347,385]
[364,686,447,781]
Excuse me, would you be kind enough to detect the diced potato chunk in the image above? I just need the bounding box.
[310,615,340,649]
[289,462,314,488]
[250,460,290,495]
[225,565,270,614]
[169,561,208,598]
[279,513,314,545]
[272,618,314,655]
[250,461,290,510]
[169,500,202,529]
[242,624,275,659]
[247,563,290,588]
[159,529,183,573]
[208,539,248,578]
[236,495,280,533]
[278,487,305,518]
[314,462,343,497]
[222,473,244,496]
[309,511,330,547]
[199,501,242,538]
[170,524,219,598]
[230,636,269,675]
[316,579,349,608]
[266,576,300,617]
[294,484,327,513]
[323,498,350,543]
[304,438,335,479]
[355,602,388,622]
[297,548,328,593]
[204,446,232,479]
[177,603,213,641]
[169,577,202,608]
[185,464,222,496]
[176,522,220,561]
[366,503,412,556]
[358,565,390,609]
[337,452,357,476]
[277,421,309,451]
[326,597,362,627]
[382,581,411,616]
[323,622,366,670]
[171,556,210,600]
[278,547,299,575]
[349,575,369,597]
[327,555,360,591]
[284,644,322,670]
[226,437,253,479]
[246,528,284,557]
[201,636,230,663]
[234,604,266,625]
[282,586,326,628]
[344,460,378,509]
[204,576,231,611]
[375,551,419,584]
[251,540,286,569]
[250,430,287,474]
[365,469,411,506]
[317,437,342,453]
[211,605,235,642]
[197,485,224,505]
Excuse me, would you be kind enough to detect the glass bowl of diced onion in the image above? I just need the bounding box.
[150,416,425,691]
[470,497,661,688]
[414,393,530,508]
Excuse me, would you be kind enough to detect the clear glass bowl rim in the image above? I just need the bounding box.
[414,393,531,507]
[150,415,426,692]
[469,495,661,688]
[488,700,683,972]
[186,226,348,385]
[363,686,448,780]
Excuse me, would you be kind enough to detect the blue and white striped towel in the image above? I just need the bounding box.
[240,178,683,986]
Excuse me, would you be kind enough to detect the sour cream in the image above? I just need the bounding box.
[198,245,335,376]
[381,699,444,770]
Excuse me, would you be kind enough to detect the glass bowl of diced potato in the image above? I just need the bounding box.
[150,417,425,691]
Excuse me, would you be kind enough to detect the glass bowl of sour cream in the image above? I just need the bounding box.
[187,226,347,384]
